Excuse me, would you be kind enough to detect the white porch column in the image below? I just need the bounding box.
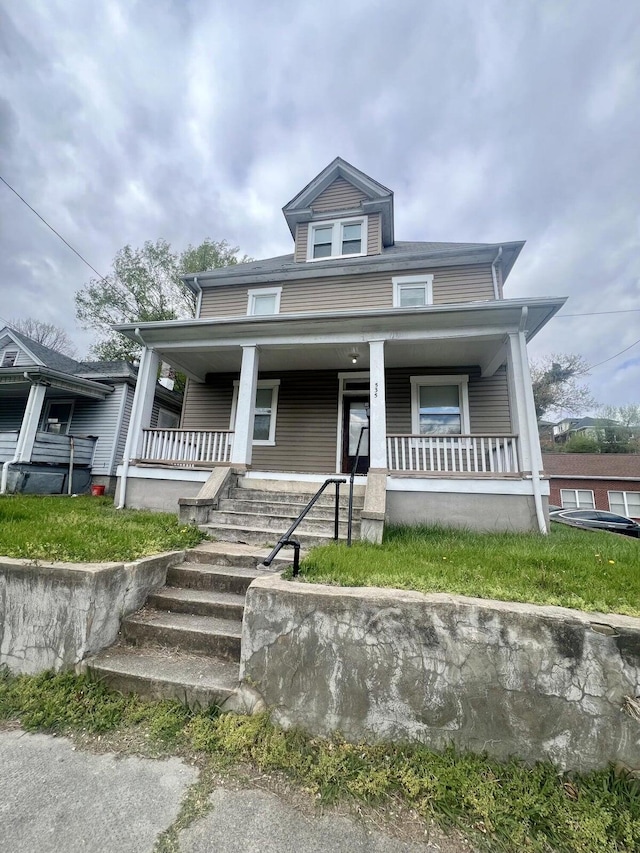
[16,382,47,462]
[123,346,160,461]
[507,331,547,532]
[231,345,259,468]
[368,340,387,470]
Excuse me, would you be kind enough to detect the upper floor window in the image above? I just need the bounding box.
[393,275,434,308]
[307,217,367,261]
[247,287,282,316]
[1,350,18,367]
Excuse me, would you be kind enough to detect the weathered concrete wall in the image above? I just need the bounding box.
[241,575,640,772]
[0,552,181,674]
[115,477,203,512]
[386,490,546,533]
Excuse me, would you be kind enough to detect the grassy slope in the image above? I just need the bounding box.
[298,524,640,616]
[0,494,203,562]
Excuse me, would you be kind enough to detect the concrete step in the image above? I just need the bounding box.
[167,562,266,595]
[121,610,242,660]
[228,486,363,509]
[86,644,239,708]
[186,542,293,570]
[147,587,246,620]
[218,497,362,522]
[207,509,360,537]
[200,522,349,549]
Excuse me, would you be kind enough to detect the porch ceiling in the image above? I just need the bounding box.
[151,336,509,381]
[120,296,565,382]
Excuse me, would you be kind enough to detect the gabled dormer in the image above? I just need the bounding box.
[283,157,394,263]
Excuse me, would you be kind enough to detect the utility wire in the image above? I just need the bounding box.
[0,174,108,282]
[556,308,640,318]
[581,336,640,373]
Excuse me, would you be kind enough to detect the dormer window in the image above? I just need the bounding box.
[307,216,367,261]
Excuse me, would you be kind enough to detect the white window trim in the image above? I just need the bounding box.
[42,399,75,435]
[410,375,470,435]
[306,216,368,262]
[335,371,370,473]
[560,488,595,510]
[1,349,19,368]
[230,379,280,446]
[247,286,282,316]
[393,274,434,308]
[608,490,640,517]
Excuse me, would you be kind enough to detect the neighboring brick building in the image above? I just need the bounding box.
[542,453,640,519]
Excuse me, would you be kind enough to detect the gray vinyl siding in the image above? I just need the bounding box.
[294,223,308,263]
[200,264,495,319]
[180,366,512,474]
[69,385,123,474]
[0,344,38,368]
[367,213,382,255]
[0,397,27,430]
[311,177,367,212]
[114,384,135,469]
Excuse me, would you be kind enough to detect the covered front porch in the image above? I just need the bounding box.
[115,300,559,533]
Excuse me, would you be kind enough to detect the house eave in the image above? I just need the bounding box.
[182,241,525,289]
[0,367,114,400]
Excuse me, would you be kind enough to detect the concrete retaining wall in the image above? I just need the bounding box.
[0,552,181,674]
[241,575,640,772]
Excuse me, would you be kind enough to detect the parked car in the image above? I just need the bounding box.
[549,509,640,538]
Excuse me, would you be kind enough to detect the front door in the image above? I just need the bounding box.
[342,397,369,474]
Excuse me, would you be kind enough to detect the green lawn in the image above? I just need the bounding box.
[298,524,640,616]
[0,494,204,562]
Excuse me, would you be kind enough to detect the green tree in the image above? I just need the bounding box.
[530,354,596,420]
[563,434,600,453]
[75,238,247,361]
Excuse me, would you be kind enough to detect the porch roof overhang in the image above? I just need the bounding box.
[0,367,113,400]
[115,296,566,383]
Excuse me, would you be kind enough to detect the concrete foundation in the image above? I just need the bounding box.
[386,489,546,533]
[241,574,640,772]
[115,476,204,512]
[0,551,182,674]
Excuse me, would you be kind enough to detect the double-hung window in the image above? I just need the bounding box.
[43,400,74,435]
[560,489,595,510]
[410,376,470,436]
[307,217,367,261]
[247,287,281,316]
[230,379,280,446]
[608,490,640,518]
[393,275,434,308]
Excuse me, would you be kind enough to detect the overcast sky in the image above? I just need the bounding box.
[1,0,638,410]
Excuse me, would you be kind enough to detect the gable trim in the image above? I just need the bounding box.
[0,328,45,367]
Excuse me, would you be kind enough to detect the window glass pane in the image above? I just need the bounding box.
[45,402,73,434]
[251,294,277,315]
[577,490,595,509]
[608,492,625,514]
[399,286,426,307]
[342,224,361,241]
[253,387,273,441]
[348,404,369,455]
[561,490,577,509]
[418,384,461,435]
[342,240,362,254]
[313,242,332,259]
[626,493,640,514]
[341,223,361,255]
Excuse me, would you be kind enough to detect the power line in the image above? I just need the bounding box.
[556,308,640,318]
[581,336,640,373]
[0,174,108,282]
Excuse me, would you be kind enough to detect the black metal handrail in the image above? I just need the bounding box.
[347,424,369,546]
[262,478,346,576]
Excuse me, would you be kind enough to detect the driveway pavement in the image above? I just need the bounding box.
[1,728,472,853]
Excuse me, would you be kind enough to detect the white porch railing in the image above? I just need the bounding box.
[387,434,520,474]
[139,429,233,466]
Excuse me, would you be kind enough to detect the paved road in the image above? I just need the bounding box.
[1,729,470,853]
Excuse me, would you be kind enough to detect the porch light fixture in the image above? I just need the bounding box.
[349,348,359,365]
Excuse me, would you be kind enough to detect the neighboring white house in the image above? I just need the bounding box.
[113,157,565,536]
[0,327,182,494]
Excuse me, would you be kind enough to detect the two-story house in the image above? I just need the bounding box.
[114,158,565,538]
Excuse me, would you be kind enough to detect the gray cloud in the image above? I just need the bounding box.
[1,0,638,408]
